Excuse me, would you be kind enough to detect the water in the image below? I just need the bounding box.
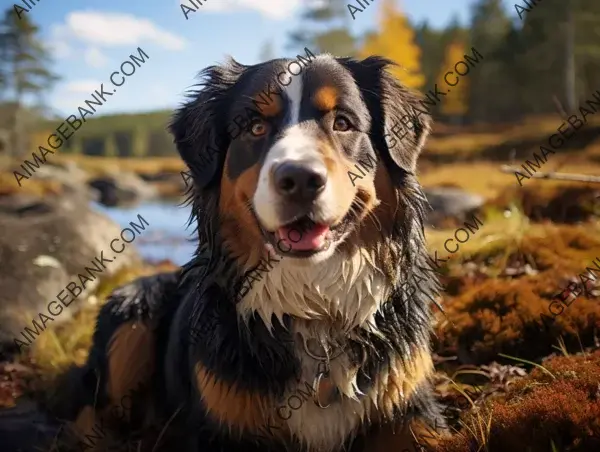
[93,200,196,266]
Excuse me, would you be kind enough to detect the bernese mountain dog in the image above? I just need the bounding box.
[54,54,446,452]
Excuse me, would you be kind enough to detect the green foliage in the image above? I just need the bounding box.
[0,8,59,101]
[35,110,177,157]
[287,0,357,56]
[284,0,600,124]
[0,7,59,155]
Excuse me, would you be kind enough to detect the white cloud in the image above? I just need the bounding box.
[85,47,109,68]
[180,0,302,20]
[50,80,103,113]
[49,11,186,61]
[63,80,103,94]
[65,11,186,50]
[49,24,72,58]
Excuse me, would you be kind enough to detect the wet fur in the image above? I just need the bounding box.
[55,55,445,452]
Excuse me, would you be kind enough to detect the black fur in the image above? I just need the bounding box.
[54,55,444,452]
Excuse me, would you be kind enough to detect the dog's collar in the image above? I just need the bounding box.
[302,336,347,409]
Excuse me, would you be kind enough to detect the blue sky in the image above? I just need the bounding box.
[15,0,518,116]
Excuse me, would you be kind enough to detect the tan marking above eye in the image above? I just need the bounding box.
[252,92,282,118]
[313,86,338,111]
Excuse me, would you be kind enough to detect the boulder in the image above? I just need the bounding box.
[423,186,485,227]
[0,193,141,350]
[88,171,157,207]
[32,161,97,201]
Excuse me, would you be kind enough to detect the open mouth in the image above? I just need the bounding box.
[255,201,363,258]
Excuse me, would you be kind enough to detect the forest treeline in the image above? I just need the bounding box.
[1,0,599,157]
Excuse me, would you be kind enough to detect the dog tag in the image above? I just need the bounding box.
[313,370,336,409]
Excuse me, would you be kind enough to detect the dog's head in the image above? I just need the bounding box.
[171,54,431,272]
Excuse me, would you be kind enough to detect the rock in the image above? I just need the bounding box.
[0,193,141,350]
[88,172,157,207]
[423,186,485,227]
[0,397,60,452]
[32,161,97,201]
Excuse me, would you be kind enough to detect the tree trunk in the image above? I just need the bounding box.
[565,1,576,113]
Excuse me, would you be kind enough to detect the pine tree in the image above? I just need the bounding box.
[437,41,469,120]
[468,0,512,122]
[0,9,58,103]
[0,7,59,155]
[575,0,600,97]
[287,0,357,56]
[509,0,600,115]
[360,0,425,90]
[414,21,445,90]
[104,133,117,157]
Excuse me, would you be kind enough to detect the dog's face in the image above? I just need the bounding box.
[171,54,431,269]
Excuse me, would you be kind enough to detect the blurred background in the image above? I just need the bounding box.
[1,1,600,450]
[1,0,599,264]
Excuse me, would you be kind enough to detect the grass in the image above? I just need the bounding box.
[424,113,600,158]
[497,353,557,380]
[53,155,186,177]
[424,205,530,264]
[419,161,600,200]
[25,262,178,381]
[2,113,600,450]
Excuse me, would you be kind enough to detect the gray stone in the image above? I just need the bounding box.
[88,171,157,207]
[0,193,141,347]
[423,187,485,227]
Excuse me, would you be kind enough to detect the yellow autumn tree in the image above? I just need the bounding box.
[437,41,469,117]
[360,0,424,90]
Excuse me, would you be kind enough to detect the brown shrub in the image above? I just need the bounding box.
[492,184,600,224]
[436,350,600,452]
[435,225,600,364]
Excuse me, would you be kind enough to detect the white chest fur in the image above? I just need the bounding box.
[237,247,394,450]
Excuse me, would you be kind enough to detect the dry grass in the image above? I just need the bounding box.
[425,114,600,158]
[436,350,600,452]
[21,262,178,381]
[53,155,186,177]
[425,205,530,260]
[0,171,64,197]
[419,162,600,200]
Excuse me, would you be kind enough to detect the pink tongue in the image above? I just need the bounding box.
[277,223,330,251]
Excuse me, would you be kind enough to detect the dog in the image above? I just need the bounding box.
[55,53,445,452]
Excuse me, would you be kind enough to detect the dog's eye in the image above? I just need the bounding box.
[333,115,352,132]
[249,120,268,137]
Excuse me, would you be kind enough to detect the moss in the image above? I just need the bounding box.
[436,351,600,452]
[436,225,600,364]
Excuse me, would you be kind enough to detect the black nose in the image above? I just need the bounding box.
[273,160,327,203]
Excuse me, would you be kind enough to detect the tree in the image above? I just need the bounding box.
[258,40,276,62]
[0,7,59,155]
[287,0,357,57]
[574,0,600,99]
[468,0,513,122]
[414,21,445,90]
[360,0,425,90]
[437,41,469,120]
[104,133,117,157]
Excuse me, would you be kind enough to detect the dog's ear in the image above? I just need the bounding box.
[169,60,246,190]
[339,56,432,175]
